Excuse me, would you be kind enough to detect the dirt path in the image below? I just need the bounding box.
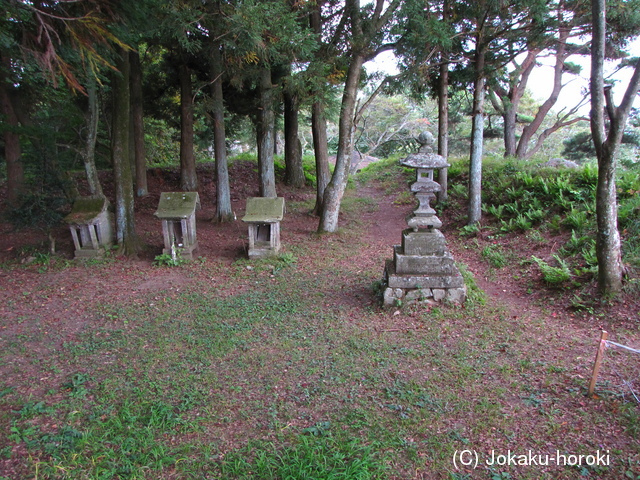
[0,161,635,341]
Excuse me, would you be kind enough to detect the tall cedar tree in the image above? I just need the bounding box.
[0,0,121,203]
[111,49,139,256]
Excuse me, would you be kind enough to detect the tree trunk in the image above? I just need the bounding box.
[83,76,103,197]
[312,101,330,216]
[309,1,330,215]
[468,43,486,225]
[318,54,364,233]
[437,59,449,202]
[503,100,517,157]
[211,43,233,222]
[516,42,566,159]
[591,0,621,295]
[500,51,537,158]
[112,49,138,256]
[589,0,640,295]
[130,50,148,197]
[179,63,198,191]
[595,143,623,294]
[0,54,24,205]
[273,118,279,156]
[284,89,304,188]
[257,67,277,197]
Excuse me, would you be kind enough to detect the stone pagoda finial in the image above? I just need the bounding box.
[417,131,435,153]
[400,132,449,231]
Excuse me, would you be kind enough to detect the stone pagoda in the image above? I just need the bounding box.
[383,132,466,306]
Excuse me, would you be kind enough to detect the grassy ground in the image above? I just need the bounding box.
[1,160,639,479]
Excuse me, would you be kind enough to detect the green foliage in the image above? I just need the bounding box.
[5,192,69,230]
[531,255,573,285]
[457,262,486,307]
[144,118,181,168]
[11,398,192,477]
[450,157,640,269]
[563,209,591,233]
[354,95,437,158]
[217,435,389,479]
[562,131,596,161]
[481,245,508,268]
[153,249,186,267]
[302,155,319,185]
[449,183,468,199]
[499,214,532,233]
[446,158,466,178]
[229,152,258,164]
[485,204,507,220]
[562,230,594,254]
[578,163,599,187]
[458,224,480,237]
[619,193,640,266]
[356,155,408,185]
[581,244,598,272]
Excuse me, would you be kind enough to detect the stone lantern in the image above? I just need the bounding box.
[154,192,200,260]
[65,196,113,258]
[382,132,466,306]
[242,197,285,258]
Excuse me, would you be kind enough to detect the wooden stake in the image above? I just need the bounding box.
[588,330,609,397]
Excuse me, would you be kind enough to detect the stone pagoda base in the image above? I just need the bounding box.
[383,261,466,306]
[382,228,466,307]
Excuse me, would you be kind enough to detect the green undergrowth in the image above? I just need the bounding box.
[448,157,640,290]
[217,435,390,479]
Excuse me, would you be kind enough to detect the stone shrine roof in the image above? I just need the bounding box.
[242,197,285,223]
[65,196,109,225]
[154,192,201,219]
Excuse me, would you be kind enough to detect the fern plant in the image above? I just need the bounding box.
[554,191,573,212]
[562,230,591,254]
[531,255,573,285]
[153,246,185,267]
[581,244,598,267]
[514,214,533,231]
[499,218,516,233]
[563,209,590,233]
[505,186,525,201]
[459,223,480,237]
[504,202,521,216]
[482,245,508,268]
[516,172,536,188]
[486,204,507,220]
[525,208,546,224]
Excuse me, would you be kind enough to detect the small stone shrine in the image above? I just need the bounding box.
[383,132,466,306]
[242,197,285,258]
[154,192,200,260]
[65,196,113,258]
